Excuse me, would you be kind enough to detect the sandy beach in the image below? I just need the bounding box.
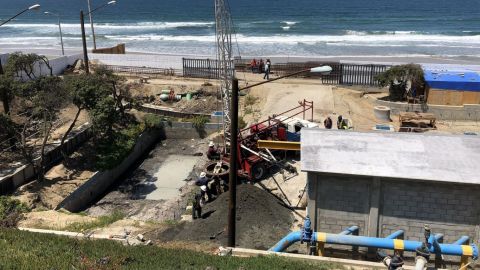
[2,45,480,71]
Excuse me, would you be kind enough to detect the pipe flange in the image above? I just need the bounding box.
[416,244,430,259]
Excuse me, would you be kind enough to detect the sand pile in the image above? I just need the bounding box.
[158,184,294,250]
[176,96,220,113]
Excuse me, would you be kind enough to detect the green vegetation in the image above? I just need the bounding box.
[143,113,169,129]
[95,114,170,170]
[375,63,426,101]
[0,196,29,228]
[191,115,209,130]
[238,116,247,129]
[0,228,341,269]
[191,115,210,138]
[95,122,145,170]
[1,52,161,173]
[243,94,261,123]
[64,211,125,232]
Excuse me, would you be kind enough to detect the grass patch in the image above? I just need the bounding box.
[0,228,342,269]
[64,211,125,232]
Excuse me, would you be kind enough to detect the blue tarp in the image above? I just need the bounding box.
[423,69,480,91]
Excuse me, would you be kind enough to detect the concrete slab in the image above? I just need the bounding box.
[301,129,480,185]
[144,155,198,200]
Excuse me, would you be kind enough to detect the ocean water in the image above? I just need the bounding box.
[0,0,479,57]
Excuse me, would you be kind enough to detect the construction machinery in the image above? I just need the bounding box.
[235,100,315,180]
[206,99,315,181]
[208,0,321,181]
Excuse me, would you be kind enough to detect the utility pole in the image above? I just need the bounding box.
[86,0,97,50]
[227,78,239,247]
[80,11,90,74]
[57,16,65,56]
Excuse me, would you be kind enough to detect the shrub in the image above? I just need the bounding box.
[191,115,209,130]
[375,64,425,101]
[95,123,145,170]
[0,196,29,228]
[143,114,169,129]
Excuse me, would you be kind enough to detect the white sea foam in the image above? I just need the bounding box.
[103,33,480,44]
[3,21,214,30]
[282,21,297,25]
[282,26,290,30]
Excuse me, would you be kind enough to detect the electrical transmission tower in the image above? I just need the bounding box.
[214,0,235,150]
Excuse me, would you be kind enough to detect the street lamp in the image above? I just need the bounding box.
[44,12,65,56]
[80,1,117,74]
[0,4,41,27]
[227,65,332,247]
[86,0,117,50]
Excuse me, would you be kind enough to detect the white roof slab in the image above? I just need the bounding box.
[301,129,480,185]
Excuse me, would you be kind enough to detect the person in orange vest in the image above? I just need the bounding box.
[250,58,257,73]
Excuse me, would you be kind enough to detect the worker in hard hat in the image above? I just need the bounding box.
[207,141,220,160]
[192,190,204,219]
[196,172,212,201]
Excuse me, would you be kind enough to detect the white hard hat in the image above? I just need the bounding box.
[200,185,207,191]
[200,172,207,178]
[209,141,214,147]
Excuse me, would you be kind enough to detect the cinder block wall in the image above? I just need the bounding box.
[308,174,480,243]
[309,174,371,235]
[380,181,480,243]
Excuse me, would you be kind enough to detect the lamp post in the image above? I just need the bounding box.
[44,12,65,56]
[86,0,117,50]
[80,1,117,74]
[226,65,332,247]
[0,4,41,27]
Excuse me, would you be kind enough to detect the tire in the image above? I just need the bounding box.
[251,163,266,181]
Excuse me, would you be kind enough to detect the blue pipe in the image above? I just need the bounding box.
[269,231,302,252]
[385,230,404,239]
[434,233,444,242]
[270,231,479,259]
[453,236,470,245]
[339,226,359,235]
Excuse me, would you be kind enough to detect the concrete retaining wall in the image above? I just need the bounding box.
[373,97,480,121]
[164,121,222,139]
[0,53,81,77]
[57,129,164,212]
[307,174,480,244]
[140,104,211,119]
[0,124,91,195]
[92,43,125,54]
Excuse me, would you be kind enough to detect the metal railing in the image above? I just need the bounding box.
[102,65,181,77]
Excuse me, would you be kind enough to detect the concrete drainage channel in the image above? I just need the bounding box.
[56,121,221,222]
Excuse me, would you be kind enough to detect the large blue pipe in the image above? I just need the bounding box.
[453,236,470,245]
[339,226,359,235]
[269,231,478,259]
[269,231,302,252]
[385,230,404,239]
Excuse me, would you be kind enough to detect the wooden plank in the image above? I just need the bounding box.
[463,91,480,104]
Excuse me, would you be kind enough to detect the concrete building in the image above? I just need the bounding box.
[301,129,480,245]
[424,67,480,106]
